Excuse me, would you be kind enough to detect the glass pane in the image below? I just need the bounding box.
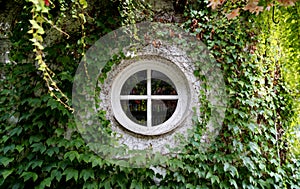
[151,71,177,95]
[121,100,147,126]
[121,70,147,95]
[152,100,177,126]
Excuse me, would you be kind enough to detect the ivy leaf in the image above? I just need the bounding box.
[28,160,43,169]
[64,151,80,162]
[229,179,238,189]
[249,142,261,154]
[80,169,95,182]
[205,171,213,179]
[39,177,52,188]
[278,0,297,6]
[83,181,99,189]
[79,13,86,24]
[15,145,24,153]
[211,175,220,184]
[0,156,14,167]
[224,162,230,171]
[63,168,78,181]
[51,169,62,182]
[242,157,255,170]
[130,179,143,189]
[29,135,43,144]
[1,169,14,180]
[20,172,38,182]
[226,8,240,20]
[207,0,223,9]
[90,156,103,168]
[44,0,50,6]
[29,20,40,30]
[9,127,23,136]
[46,147,59,157]
[31,142,47,154]
[243,0,264,15]
[79,0,88,9]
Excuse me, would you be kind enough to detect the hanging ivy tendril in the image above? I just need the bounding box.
[27,0,88,112]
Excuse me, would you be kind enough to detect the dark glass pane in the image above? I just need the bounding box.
[121,70,147,95]
[121,100,147,126]
[152,100,177,126]
[151,71,177,95]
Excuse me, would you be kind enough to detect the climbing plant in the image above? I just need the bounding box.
[158,0,300,188]
[0,0,299,188]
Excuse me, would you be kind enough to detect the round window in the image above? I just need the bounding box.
[111,57,191,136]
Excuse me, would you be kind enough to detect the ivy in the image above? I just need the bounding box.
[0,0,299,188]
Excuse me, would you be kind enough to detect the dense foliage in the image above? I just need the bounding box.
[0,0,299,188]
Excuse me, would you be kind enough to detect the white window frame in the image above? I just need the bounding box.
[111,59,191,136]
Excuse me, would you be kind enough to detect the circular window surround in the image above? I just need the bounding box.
[111,58,191,136]
[97,45,201,152]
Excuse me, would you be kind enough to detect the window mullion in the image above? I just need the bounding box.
[120,95,148,100]
[151,95,179,100]
[147,69,151,127]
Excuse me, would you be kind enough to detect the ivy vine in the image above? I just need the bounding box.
[0,0,299,188]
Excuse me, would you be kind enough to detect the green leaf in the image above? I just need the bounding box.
[9,127,23,136]
[29,135,43,144]
[229,165,239,178]
[90,156,103,168]
[28,160,43,169]
[63,168,78,181]
[37,27,45,35]
[130,179,143,189]
[15,145,24,153]
[211,175,220,184]
[249,142,261,154]
[46,147,59,156]
[242,157,255,170]
[1,169,14,180]
[55,128,64,137]
[64,151,80,162]
[29,20,41,29]
[51,170,62,182]
[39,177,52,188]
[83,181,99,189]
[31,142,47,154]
[3,144,15,153]
[100,179,111,189]
[205,171,213,179]
[79,13,86,23]
[0,156,14,167]
[79,0,88,9]
[20,171,38,182]
[47,99,58,109]
[80,169,95,182]
[80,154,91,163]
[224,162,230,171]
[229,179,238,189]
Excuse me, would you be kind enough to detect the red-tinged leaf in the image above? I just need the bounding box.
[169,29,175,37]
[226,8,240,20]
[207,0,226,9]
[278,0,296,6]
[44,0,50,6]
[243,0,264,15]
[265,3,273,11]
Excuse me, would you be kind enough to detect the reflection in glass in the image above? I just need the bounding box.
[121,100,147,126]
[152,100,177,126]
[151,71,177,95]
[121,71,147,95]
[120,69,179,127]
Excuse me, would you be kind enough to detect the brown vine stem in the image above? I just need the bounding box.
[42,16,70,38]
